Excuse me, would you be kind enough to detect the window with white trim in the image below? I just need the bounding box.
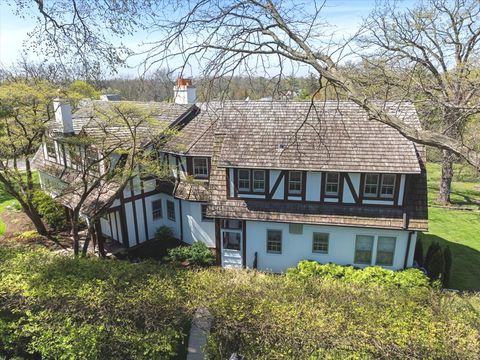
[266,230,282,254]
[376,236,396,266]
[364,174,379,197]
[238,169,250,192]
[354,235,374,264]
[193,157,208,178]
[312,233,329,253]
[252,170,265,192]
[325,172,340,196]
[167,200,175,221]
[85,147,100,174]
[152,200,162,220]
[288,171,302,195]
[380,174,396,198]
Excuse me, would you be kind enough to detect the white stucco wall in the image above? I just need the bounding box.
[245,220,414,273]
[181,201,215,247]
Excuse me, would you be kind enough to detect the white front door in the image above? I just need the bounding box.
[221,230,242,268]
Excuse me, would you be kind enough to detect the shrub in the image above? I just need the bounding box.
[443,246,453,287]
[426,248,445,282]
[414,237,424,266]
[32,190,66,230]
[155,226,175,243]
[286,260,430,288]
[424,242,441,271]
[166,242,215,266]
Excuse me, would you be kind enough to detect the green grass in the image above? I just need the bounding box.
[421,163,480,290]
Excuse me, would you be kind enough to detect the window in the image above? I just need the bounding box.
[252,170,265,192]
[193,157,208,178]
[167,200,175,221]
[152,200,162,220]
[376,236,396,266]
[238,169,250,192]
[354,235,374,264]
[380,174,396,198]
[68,146,81,169]
[223,231,241,251]
[312,233,329,253]
[201,204,213,222]
[266,230,282,254]
[364,174,379,197]
[221,219,242,229]
[289,223,303,234]
[325,172,340,196]
[45,138,56,160]
[288,171,302,195]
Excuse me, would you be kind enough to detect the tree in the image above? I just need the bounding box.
[0,80,58,236]
[41,101,175,255]
[360,0,480,204]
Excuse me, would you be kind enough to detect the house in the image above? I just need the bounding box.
[34,79,428,272]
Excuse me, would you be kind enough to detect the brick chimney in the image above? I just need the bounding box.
[53,98,74,135]
[173,78,196,104]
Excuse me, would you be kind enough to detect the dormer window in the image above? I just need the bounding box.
[380,174,396,198]
[252,170,265,192]
[364,174,379,197]
[238,169,250,191]
[193,157,209,178]
[363,174,396,199]
[288,171,302,195]
[325,172,340,196]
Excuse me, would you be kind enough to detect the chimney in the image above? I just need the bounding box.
[173,78,196,104]
[53,98,74,135]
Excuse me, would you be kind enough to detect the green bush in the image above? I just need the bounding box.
[166,241,215,267]
[443,246,453,287]
[286,260,430,288]
[427,248,445,282]
[32,190,66,230]
[425,242,441,271]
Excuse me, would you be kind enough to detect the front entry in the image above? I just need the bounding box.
[220,219,243,268]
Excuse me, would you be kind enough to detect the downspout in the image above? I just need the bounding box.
[403,231,415,269]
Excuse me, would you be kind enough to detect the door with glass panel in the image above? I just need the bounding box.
[221,219,243,268]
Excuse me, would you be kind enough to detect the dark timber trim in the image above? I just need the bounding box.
[344,173,359,203]
[320,172,326,203]
[404,231,414,269]
[215,219,221,265]
[338,173,345,204]
[130,180,140,245]
[242,220,247,269]
[267,170,286,200]
[226,168,232,199]
[179,199,184,242]
[393,174,401,206]
[141,180,149,241]
[119,190,129,248]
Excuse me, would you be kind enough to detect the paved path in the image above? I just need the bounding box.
[187,307,213,360]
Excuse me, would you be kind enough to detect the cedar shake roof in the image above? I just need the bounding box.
[50,100,194,148]
[32,149,120,216]
[214,101,422,173]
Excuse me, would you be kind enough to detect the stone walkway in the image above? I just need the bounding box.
[187,307,213,360]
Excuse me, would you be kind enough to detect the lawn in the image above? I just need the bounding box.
[421,163,480,290]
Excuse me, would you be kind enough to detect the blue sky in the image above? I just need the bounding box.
[0,0,415,75]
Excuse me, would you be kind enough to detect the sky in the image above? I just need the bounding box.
[0,0,416,77]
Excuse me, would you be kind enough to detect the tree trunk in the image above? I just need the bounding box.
[23,205,49,236]
[81,221,94,256]
[438,149,454,204]
[71,214,80,256]
[96,221,107,258]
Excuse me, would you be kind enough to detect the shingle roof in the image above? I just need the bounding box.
[213,101,422,173]
[51,100,194,149]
